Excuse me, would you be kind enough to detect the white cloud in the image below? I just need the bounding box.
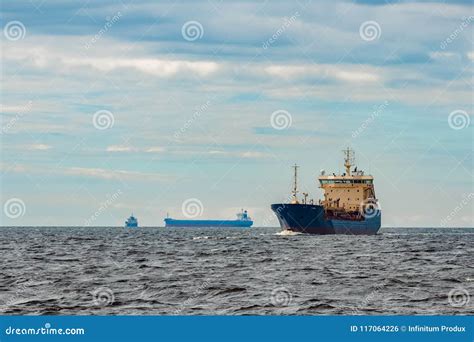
[264,64,381,83]
[106,145,133,152]
[240,151,268,159]
[0,103,32,113]
[429,51,459,60]
[145,146,166,153]
[208,150,227,155]
[206,150,268,159]
[106,146,166,153]
[0,163,171,182]
[63,167,168,181]
[3,38,220,78]
[5,38,382,86]
[66,57,220,77]
[27,144,52,150]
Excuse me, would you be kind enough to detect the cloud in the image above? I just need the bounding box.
[208,150,227,155]
[66,57,220,77]
[0,163,172,182]
[240,151,268,159]
[106,145,133,152]
[145,147,166,153]
[27,144,52,150]
[0,103,32,114]
[106,146,166,153]
[63,167,169,181]
[429,52,460,60]
[264,64,381,83]
[205,150,269,159]
[5,40,382,84]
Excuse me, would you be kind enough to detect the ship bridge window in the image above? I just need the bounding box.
[321,180,353,185]
[350,180,373,184]
[321,179,372,185]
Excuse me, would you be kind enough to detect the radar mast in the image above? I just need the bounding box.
[291,164,299,204]
[343,147,355,176]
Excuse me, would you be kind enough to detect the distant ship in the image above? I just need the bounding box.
[164,209,253,228]
[125,214,138,228]
[271,148,381,235]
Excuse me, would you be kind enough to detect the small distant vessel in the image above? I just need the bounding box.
[125,214,138,228]
[164,209,253,228]
[271,148,381,235]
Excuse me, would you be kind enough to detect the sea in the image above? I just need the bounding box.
[1,227,473,315]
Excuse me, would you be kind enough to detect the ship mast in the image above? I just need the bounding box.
[291,164,299,204]
[343,147,354,176]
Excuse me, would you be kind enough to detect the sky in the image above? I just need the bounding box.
[0,0,472,227]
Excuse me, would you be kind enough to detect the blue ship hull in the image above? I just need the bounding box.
[164,218,253,228]
[271,203,381,235]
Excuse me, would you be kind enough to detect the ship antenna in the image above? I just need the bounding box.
[343,147,355,176]
[291,164,299,204]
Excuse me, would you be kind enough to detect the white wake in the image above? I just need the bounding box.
[275,229,301,236]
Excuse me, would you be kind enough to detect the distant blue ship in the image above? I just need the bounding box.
[125,214,138,228]
[164,210,253,228]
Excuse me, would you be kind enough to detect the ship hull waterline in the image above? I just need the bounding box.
[271,203,381,235]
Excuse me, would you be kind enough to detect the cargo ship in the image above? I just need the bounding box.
[271,148,381,235]
[125,214,138,228]
[164,209,253,228]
